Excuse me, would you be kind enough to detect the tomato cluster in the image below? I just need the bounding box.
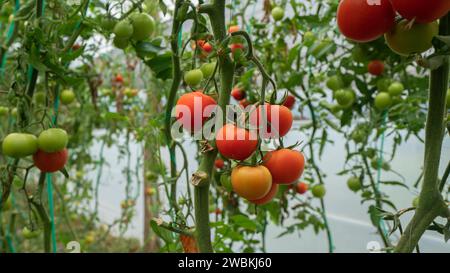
[337,0,448,56]
[109,13,155,50]
[1,128,69,173]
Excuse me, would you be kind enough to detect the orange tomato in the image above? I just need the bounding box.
[231,165,272,200]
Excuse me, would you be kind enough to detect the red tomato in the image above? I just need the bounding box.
[115,73,124,83]
[214,158,225,169]
[250,104,293,138]
[215,208,222,215]
[197,40,206,48]
[263,149,305,184]
[295,182,308,194]
[175,91,217,132]
[33,148,69,173]
[228,25,240,34]
[231,87,246,101]
[249,183,279,205]
[390,0,449,23]
[202,42,213,53]
[215,124,258,161]
[283,95,296,110]
[71,44,81,51]
[230,43,244,53]
[368,60,385,76]
[337,0,395,42]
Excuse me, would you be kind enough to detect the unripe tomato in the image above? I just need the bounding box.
[200,62,216,78]
[130,13,155,41]
[11,108,18,117]
[228,25,240,34]
[385,20,439,56]
[249,183,279,205]
[113,20,134,39]
[311,184,326,198]
[34,92,46,104]
[175,91,217,132]
[0,106,9,116]
[412,196,420,208]
[231,165,272,200]
[33,148,69,173]
[263,149,305,184]
[374,92,393,110]
[334,89,355,108]
[2,133,38,158]
[326,75,344,91]
[337,0,395,42]
[388,82,404,96]
[351,129,366,143]
[295,182,308,194]
[249,104,293,138]
[215,124,258,161]
[368,60,384,76]
[22,227,41,239]
[184,69,204,87]
[101,17,116,31]
[231,87,246,101]
[283,95,296,110]
[38,128,68,153]
[271,7,285,21]
[377,78,392,92]
[351,45,366,63]
[389,0,449,23]
[113,36,129,49]
[303,31,316,47]
[347,177,362,192]
[214,158,224,169]
[60,89,75,105]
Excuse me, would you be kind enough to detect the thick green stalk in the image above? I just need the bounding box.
[395,13,450,252]
[195,0,234,253]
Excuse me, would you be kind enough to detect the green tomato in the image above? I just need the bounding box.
[184,69,203,87]
[200,62,216,79]
[113,35,129,49]
[60,89,75,105]
[347,177,362,192]
[303,31,316,47]
[351,45,366,63]
[101,17,116,31]
[374,92,393,110]
[37,128,68,153]
[351,129,366,143]
[0,106,8,116]
[271,7,284,21]
[388,82,404,96]
[335,89,355,108]
[22,227,41,239]
[34,92,46,105]
[385,20,438,56]
[412,197,420,208]
[311,184,326,198]
[361,190,372,198]
[326,75,345,91]
[376,78,392,92]
[2,133,38,158]
[113,20,134,39]
[130,13,155,41]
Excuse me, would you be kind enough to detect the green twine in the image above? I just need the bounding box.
[0,0,20,76]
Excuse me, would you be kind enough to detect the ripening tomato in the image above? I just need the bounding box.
[33,148,69,173]
[385,20,438,56]
[283,95,296,110]
[230,43,245,57]
[231,165,272,200]
[337,0,395,42]
[214,158,224,169]
[228,25,240,34]
[38,128,69,153]
[263,149,305,184]
[202,42,213,53]
[231,87,246,101]
[295,182,308,194]
[249,183,279,205]
[389,0,449,23]
[175,91,217,132]
[115,74,124,83]
[368,60,385,76]
[2,133,38,158]
[249,104,293,138]
[215,124,258,161]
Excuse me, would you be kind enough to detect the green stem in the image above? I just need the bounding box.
[395,13,450,253]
